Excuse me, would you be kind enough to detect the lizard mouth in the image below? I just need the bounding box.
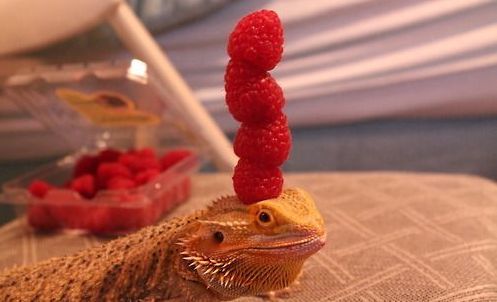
[250,233,326,254]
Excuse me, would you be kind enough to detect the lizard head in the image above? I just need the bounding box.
[177,187,326,299]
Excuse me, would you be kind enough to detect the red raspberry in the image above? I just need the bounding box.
[73,155,99,178]
[234,114,291,166]
[232,159,283,204]
[28,187,91,230]
[97,163,132,188]
[100,201,158,234]
[135,157,160,172]
[28,180,52,198]
[98,148,122,163]
[47,197,91,230]
[160,149,193,171]
[107,177,136,190]
[28,203,60,230]
[135,169,160,185]
[224,60,266,92]
[118,153,138,169]
[119,153,160,173]
[227,10,283,71]
[226,72,284,124]
[135,147,157,158]
[84,207,112,234]
[70,174,96,199]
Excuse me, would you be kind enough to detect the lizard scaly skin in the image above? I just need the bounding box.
[0,188,326,301]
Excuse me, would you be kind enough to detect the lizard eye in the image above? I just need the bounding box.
[257,210,272,225]
[213,231,224,243]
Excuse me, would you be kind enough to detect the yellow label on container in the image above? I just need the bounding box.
[55,88,161,127]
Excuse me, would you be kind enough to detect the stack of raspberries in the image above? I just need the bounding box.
[225,10,291,204]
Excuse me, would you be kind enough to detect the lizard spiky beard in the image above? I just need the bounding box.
[175,189,325,300]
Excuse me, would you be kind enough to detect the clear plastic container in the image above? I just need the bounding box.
[2,59,191,150]
[1,59,205,235]
[2,148,201,235]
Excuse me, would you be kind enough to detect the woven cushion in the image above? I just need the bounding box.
[1,173,496,301]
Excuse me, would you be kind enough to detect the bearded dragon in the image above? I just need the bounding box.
[0,188,326,301]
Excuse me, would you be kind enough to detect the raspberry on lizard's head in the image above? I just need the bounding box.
[226,10,289,205]
[227,10,284,71]
[232,159,283,203]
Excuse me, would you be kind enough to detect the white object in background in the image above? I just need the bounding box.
[0,0,120,56]
[0,0,236,170]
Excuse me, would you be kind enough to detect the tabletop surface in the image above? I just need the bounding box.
[1,172,496,301]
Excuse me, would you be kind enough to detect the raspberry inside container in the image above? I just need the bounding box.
[3,148,201,235]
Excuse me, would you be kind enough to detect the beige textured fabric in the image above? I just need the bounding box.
[1,172,497,301]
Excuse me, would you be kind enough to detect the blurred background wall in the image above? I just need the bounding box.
[1,0,497,178]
